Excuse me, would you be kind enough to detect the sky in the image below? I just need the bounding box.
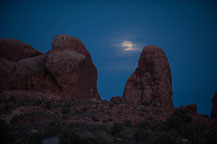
[0,0,217,115]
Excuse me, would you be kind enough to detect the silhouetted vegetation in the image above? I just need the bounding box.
[111,122,123,136]
[0,119,14,144]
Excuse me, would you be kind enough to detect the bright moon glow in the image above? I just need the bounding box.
[122,41,133,51]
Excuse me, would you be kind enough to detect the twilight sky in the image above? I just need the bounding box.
[0,0,217,115]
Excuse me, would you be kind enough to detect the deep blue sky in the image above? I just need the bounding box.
[1,0,217,115]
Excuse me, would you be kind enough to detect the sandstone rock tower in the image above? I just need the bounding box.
[0,34,100,100]
[122,45,173,107]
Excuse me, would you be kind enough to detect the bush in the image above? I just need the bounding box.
[133,129,152,143]
[61,130,82,144]
[92,116,99,122]
[111,123,123,136]
[0,119,14,144]
[153,134,173,144]
[10,114,19,125]
[45,101,52,110]
[82,137,100,144]
[162,109,193,131]
[124,120,132,127]
[61,107,71,114]
[141,101,150,106]
[137,119,150,128]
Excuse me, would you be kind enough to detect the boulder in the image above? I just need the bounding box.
[122,45,173,107]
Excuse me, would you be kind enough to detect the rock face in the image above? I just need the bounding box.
[46,34,99,99]
[0,34,100,100]
[110,96,121,103]
[122,45,173,107]
[181,104,197,115]
[211,91,217,119]
[0,39,42,61]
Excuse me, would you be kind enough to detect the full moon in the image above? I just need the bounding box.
[122,41,133,51]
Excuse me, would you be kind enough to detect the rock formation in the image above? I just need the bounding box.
[0,34,100,100]
[0,39,42,61]
[181,104,197,115]
[211,91,217,119]
[110,96,121,103]
[122,45,173,107]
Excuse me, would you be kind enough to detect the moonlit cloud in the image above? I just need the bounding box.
[112,39,142,53]
[122,40,133,51]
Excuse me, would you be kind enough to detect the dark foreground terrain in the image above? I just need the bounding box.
[0,95,217,144]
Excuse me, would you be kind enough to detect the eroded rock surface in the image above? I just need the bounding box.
[0,39,42,61]
[46,34,99,99]
[122,45,173,107]
[0,34,99,100]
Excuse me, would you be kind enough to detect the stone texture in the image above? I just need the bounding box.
[0,35,100,100]
[46,34,99,99]
[181,104,197,115]
[110,96,121,103]
[122,45,173,107]
[211,91,217,119]
[0,39,42,61]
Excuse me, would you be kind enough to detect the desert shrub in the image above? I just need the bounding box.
[92,116,99,122]
[162,109,193,131]
[110,103,114,107]
[2,104,12,114]
[133,129,152,143]
[205,128,217,144]
[141,101,150,106]
[137,119,150,128]
[95,131,113,144]
[35,99,42,106]
[152,134,173,144]
[61,130,82,144]
[81,107,88,113]
[63,101,71,107]
[124,120,132,127]
[45,101,52,110]
[61,107,71,114]
[0,119,14,144]
[82,137,100,144]
[10,114,19,125]
[111,122,123,136]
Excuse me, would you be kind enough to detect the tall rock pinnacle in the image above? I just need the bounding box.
[122,45,173,107]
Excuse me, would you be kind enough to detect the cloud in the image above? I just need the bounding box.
[111,38,143,54]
